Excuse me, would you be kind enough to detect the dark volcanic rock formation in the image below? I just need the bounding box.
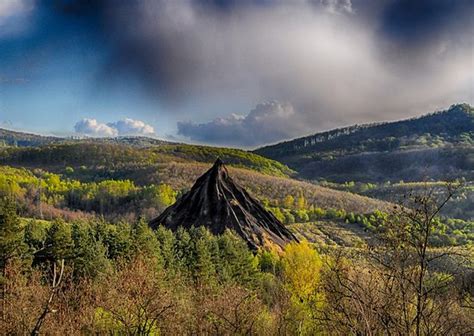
[149,158,297,250]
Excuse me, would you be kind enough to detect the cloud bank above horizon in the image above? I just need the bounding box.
[74,118,155,137]
[1,0,473,146]
[178,101,307,147]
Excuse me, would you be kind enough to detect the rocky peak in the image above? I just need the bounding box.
[150,159,297,250]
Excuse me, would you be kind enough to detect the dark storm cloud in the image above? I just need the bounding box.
[377,0,474,71]
[380,0,473,45]
[100,0,472,122]
[99,0,357,101]
[2,0,473,146]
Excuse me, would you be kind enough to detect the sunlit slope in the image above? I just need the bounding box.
[255,104,474,182]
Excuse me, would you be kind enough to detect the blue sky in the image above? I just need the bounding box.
[0,0,472,147]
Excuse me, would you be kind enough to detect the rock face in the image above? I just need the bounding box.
[149,158,297,250]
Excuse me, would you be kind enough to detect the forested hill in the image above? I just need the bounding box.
[254,104,474,182]
[0,135,390,223]
[0,128,172,148]
[0,142,293,178]
[0,128,293,177]
[0,128,61,147]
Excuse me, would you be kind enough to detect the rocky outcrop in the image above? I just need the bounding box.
[150,158,297,250]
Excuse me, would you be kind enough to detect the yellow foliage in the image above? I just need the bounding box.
[283,195,294,208]
[281,240,322,300]
[297,195,307,210]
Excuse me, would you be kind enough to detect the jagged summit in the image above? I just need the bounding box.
[149,158,297,250]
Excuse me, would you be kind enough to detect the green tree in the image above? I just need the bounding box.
[24,220,48,253]
[43,220,74,262]
[270,207,285,223]
[282,240,322,301]
[154,184,177,207]
[257,249,280,274]
[284,211,295,224]
[295,210,309,222]
[71,222,110,279]
[131,219,161,261]
[155,226,178,276]
[103,221,133,260]
[217,230,258,285]
[31,219,74,335]
[64,166,74,175]
[0,196,27,320]
[174,227,193,276]
[190,227,216,284]
[0,197,26,274]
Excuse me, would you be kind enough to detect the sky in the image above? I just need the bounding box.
[0,0,472,148]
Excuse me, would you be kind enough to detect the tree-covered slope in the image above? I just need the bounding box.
[6,140,381,221]
[0,128,61,147]
[0,128,172,148]
[0,159,389,218]
[0,141,293,178]
[254,104,474,182]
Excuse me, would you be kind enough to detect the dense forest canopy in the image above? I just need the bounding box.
[0,142,293,178]
[255,104,474,182]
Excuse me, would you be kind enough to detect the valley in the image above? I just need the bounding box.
[1,105,472,335]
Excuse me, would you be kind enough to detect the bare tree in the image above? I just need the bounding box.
[319,182,473,335]
[200,286,267,335]
[96,256,177,335]
[30,259,65,335]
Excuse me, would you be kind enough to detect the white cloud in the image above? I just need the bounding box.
[74,118,155,137]
[107,118,155,136]
[178,101,306,147]
[74,119,118,137]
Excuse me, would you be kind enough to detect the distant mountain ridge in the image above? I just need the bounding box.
[0,125,294,176]
[255,104,474,182]
[0,128,172,148]
[0,128,61,147]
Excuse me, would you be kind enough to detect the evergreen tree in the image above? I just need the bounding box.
[217,230,258,285]
[43,220,74,262]
[155,225,177,276]
[257,250,281,274]
[174,227,193,276]
[24,220,47,253]
[131,219,161,261]
[190,227,216,284]
[71,222,110,279]
[0,197,26,274]
[103,221,133,260]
